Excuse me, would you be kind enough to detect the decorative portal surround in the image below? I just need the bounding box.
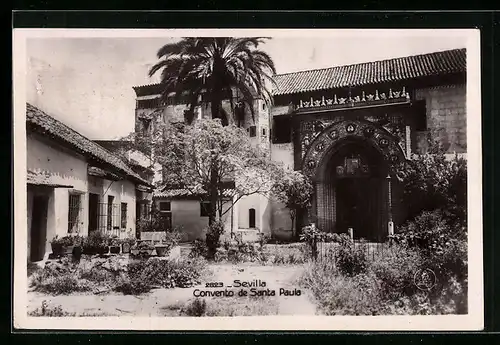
[301,120,407,179]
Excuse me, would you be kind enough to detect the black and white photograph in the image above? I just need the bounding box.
[13,29,483,331]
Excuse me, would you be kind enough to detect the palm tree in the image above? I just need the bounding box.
[148,37,276,126]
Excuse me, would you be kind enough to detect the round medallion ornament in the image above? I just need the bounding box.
[336,166,345,176]
[346,123,357,133]
[315,142,324,152]
[363,127,375,137]
[379,138,389,147]
[414,268,437,291]
[307,160,316,169]
[390,154,399,163]
[314,121,325,132]
[328,130,338,140]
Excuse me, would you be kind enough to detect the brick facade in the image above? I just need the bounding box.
[414,84,466,154]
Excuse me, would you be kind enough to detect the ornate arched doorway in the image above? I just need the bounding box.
[301,120,406,241]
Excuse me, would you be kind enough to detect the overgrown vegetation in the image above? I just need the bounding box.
[189,236,309,265]
[299,145,468,315]
[29,255,207,296]
[272,170,314,239]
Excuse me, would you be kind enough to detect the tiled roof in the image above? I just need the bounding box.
[273,48,466,96]
[154,188,234,199]
[154,182,235,199]
[27,170,74,188]
[26,103,152,187]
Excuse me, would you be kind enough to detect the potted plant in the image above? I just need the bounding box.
[51,235,82,257]
[109,236,121,254]
[50,235,64,257]
[121,237,135,254]
[83,231,109,255]
[130,244,140,256]
[137,241,154,256]
[154,242,171,257]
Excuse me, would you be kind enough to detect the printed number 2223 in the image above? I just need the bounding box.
[205,282,223,288]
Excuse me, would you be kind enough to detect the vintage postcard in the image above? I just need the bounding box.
[13,28,483,331]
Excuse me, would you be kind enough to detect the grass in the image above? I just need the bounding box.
[177,295,280,317]
[28,300,116,317]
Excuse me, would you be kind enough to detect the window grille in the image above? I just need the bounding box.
[137,98,163,109]
[68,193,83,233]
[121,202,128,229]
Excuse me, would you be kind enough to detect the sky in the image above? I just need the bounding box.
[25,31,469,140]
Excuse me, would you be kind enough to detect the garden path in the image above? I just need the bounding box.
[27,263,320,317]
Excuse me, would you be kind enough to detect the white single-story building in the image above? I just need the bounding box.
[26,103,153,262]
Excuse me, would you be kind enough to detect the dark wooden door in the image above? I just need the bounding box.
[30,195,49,262]
[88,193,99,233]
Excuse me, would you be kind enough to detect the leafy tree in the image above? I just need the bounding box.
[394,132,467,227]
[272,170,314,239]
[149,37,276,126]
[128,118,281,231]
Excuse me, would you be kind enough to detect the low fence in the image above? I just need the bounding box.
[314,240,396,262]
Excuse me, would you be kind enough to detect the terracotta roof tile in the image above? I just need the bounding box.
[27,170,74,188]
[273,48,466,96]
[26,103,152,187]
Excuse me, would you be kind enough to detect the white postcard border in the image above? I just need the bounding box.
[13,28,483,331]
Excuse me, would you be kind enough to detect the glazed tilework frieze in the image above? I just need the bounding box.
[300,119,407,178]
[299,113,408,162]
[295,87,410,113]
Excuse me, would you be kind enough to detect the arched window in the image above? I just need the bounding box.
[249,208,256,229]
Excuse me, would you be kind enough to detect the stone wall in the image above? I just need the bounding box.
[414,84,466,154]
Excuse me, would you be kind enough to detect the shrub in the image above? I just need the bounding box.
[125,257,206,290]
[51,235,83,247]
[189,239,208,258]
[205,220,225,259]
[32,275,94,295]
[182,299,207,317]
[258,232,270,247]
[334,235,368,276]
[28,301,76,317]
[368,244,422,300]
[394,210,467,289]
[83,231,109,253]
[300,261,384,315]
[114,274,152,295]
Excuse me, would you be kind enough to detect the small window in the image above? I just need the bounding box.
[107,195,115,230]
[249,126,257,137]
[159,201,171,211]
[262,103,266,110]
[262,127,266,136]
[68,193,82,233]
[121,203,128,229]
[200,201,212,217]
[158,201,172,231]
[249,208,256,228]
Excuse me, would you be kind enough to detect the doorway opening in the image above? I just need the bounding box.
[30,195,49,262]
[315,138,389,241]
[88,193,99,234]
